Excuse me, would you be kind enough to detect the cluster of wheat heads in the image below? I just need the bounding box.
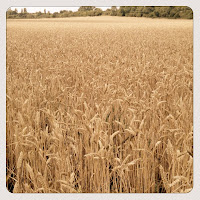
[6,17,193,193]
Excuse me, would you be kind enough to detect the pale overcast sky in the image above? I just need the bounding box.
[11,7,112,13]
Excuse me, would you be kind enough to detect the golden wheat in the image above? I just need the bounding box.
[6,16,193,193]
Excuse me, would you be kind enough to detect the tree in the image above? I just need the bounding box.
[174,13,180,18]
[24,8,27,13]
[111,6,117,11]
[104,8,111,15]
[78,6,95,12]
[154,10,160,17]
[46,11,51,18]
[36,11,42,17]
[7,8,13,18]
[14,8,18,14]
[94,8,103,16]
[111,6,118,16]
[6,6,193,19]
[52,12,59,18]
[143,6,154,14]
[118,7,126,16]
[169,10,176,18]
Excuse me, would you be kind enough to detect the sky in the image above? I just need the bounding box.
[11,7,112,13]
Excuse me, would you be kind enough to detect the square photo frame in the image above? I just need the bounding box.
[0,0,199,199]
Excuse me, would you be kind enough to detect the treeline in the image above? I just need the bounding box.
[7,6,193,19]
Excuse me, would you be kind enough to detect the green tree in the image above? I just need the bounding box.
[14,8,18,14]
[36,11,42,17]
[24,8,27,13]
[111,6,118,16]
[174,13,180,18]
[78,6,95,12]
[6,6,193,19]
[118,7,126,16]
[143,6,154,15]
[52,12,59,18]
[104,9,111,15]
[94,8,103,16]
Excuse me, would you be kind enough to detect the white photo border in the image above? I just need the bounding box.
[0,0,199,199]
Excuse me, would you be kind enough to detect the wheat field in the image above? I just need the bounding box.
[6,17,193,193]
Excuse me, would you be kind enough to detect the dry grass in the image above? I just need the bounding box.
[6,16,193,193]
